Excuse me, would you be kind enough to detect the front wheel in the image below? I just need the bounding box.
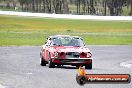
[76,65,80,68]
[40,58,46,66]
[85,61,92,69]
[49,59,55,68]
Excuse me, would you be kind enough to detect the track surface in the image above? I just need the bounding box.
[0,46,132,88]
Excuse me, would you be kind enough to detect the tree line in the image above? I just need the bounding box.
[0,0,132,16]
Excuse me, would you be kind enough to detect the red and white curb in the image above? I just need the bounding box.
[120,61,132,68]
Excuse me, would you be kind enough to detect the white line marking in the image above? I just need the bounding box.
[120,61,132,68]
[0,84,5,88]
[0,11,132,21]
[26,73,33,75]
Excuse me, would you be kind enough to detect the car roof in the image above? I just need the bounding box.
[49,35,81,39]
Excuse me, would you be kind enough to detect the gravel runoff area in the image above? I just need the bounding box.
[0,45,132,88]
[0,11,132,21]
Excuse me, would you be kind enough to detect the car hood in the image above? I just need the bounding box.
[51,46,90,53]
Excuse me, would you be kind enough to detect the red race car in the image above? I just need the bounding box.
[40,35,93,69]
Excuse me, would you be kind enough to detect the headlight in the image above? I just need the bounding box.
[54,52,58,58]
[80,52,87,58]
[87,52,92,58]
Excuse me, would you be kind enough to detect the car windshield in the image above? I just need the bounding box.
[52,36,84,47]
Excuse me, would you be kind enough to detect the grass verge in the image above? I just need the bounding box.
[0,15,132,46]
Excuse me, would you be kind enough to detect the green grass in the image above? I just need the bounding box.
[0,15,132,46]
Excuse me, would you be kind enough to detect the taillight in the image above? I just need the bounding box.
[58,52,65,59]
[80,52,87,58]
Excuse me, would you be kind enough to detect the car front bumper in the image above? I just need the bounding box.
[52,58,93,65]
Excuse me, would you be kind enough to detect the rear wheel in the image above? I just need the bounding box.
[85,61,92,69]
[40,58,46,66]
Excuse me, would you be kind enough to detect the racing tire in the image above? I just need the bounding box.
[76,66,80,68]
[57,65,61,67]
[85,61,92,69]
[40,58,46,66]
[49,59,55,68]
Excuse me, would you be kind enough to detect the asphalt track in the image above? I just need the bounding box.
[0,46,132,88]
